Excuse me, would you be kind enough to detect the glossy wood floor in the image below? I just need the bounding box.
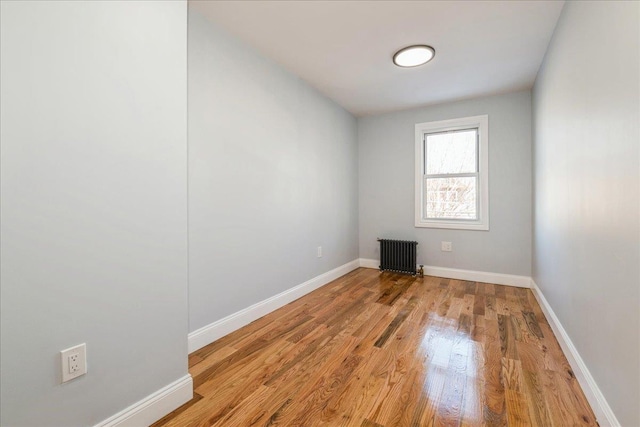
[154,268,596,427]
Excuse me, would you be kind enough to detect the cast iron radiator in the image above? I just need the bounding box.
[378,239,418,275]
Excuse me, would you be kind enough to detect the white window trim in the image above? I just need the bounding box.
[415,115,489,230]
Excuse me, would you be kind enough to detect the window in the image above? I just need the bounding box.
[415,115,489,230]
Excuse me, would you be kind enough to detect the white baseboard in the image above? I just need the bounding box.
[358,258,379,269]
[530,279,619,427]
[94,374,193,427]
[358,258,530,288]
[188,259,360,353]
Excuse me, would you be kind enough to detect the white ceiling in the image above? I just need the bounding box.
[191,1,564,116]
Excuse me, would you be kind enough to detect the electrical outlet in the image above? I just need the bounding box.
[317,246,322,258]
[441,241,453,252]
[61,343,87,383]
[69,353,80,373]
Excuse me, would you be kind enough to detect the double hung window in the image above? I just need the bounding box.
[415,115,489,230]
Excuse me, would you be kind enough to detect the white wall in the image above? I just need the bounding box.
[187,8,359,333]
[358,91,532,276]
[0,2,189,426]
[532,2,640,425]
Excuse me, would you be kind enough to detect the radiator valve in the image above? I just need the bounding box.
[418,265,424,278]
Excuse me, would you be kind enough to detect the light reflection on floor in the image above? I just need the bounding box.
[416,313,484,423]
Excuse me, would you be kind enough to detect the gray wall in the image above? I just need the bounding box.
[532,2,640,425]
[188,8,359,333]
[358,91,532,276]
[0,2,189,426]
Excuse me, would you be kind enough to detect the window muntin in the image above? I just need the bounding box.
[415,115,489,230]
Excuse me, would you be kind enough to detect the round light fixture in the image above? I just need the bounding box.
[393,45,435,68]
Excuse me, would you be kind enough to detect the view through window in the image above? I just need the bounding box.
[424,128,478,219]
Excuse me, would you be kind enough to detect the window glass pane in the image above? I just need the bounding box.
[425,129,477,174]
[424,177,477,219]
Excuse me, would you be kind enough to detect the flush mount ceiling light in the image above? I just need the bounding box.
[393,45,435,68]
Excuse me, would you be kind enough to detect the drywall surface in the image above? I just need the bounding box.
[0,1,189,426]
[358,91,532,276]
[532,1,640,425]
[188,8,358,333]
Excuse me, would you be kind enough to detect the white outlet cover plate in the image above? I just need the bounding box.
[61,343,87,383]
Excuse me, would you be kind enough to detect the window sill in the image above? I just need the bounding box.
[415,220,489,231]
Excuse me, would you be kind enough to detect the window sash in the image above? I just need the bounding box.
[423,127,479,175]
[423,175,479,221]
[422,128,480,221]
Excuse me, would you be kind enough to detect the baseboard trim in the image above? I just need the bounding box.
[188,259,360,353]
[94,374,193,427]
[530,279,620,427]
[358,258,530,288]
[358,258,379,270]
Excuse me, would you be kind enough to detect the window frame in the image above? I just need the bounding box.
[414,115,489,230]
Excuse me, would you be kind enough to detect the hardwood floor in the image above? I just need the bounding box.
[154,268,596,427]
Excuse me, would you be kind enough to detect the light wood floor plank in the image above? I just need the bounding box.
[154,268,597,427]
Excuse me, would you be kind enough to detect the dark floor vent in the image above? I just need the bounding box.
[378,238,418,275]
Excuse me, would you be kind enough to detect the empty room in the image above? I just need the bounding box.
[1,1,638,426]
